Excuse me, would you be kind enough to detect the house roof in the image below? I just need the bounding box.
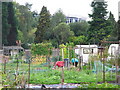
[76,45,98,49]
[3,46,24,50]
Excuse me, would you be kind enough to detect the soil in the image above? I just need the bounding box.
[26,81,120,89]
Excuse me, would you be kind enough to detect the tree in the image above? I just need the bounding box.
[51,9,66,27]
[7,2,18,46]
[17,30,24,42]
[117,20,120,40]
[69,21,89,36]
[34,6,51,43]
[27,28,36,43]
[16,3,34,32]
[107,12,118,41]
[44,9,66,41]
[88,0,110,44]
[15,2,38,46]
[53,23,74,45]
[2,2,9,45]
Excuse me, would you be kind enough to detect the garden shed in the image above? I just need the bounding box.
[107,44,120,60]
[75,45,98,63]
[3,46,24,56]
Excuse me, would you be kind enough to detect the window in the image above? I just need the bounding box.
[70,19,73,23]
[83,48,93,54]
[75,19,78,22]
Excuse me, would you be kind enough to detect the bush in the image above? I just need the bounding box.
[31,43,52,56]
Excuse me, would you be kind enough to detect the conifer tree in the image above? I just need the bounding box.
[2,2,9,45]
[117,20,120,40]
[107,12,118,40]
[7,2,18,46]
[88,0,110,44]
[35,6,50,43]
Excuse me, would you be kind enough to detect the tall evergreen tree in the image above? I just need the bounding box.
[7,2,18,46]
[107,12,118,41]
[35,6,50,43]
[117,20,120,40]
[2,2,9,45]
[88,0,109,44]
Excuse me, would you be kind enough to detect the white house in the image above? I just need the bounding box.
[75,45,98,63]
[66,17,82,24]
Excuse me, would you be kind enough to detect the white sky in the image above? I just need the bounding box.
[14,0,120,21]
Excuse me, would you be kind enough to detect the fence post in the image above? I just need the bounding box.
[16,57,18,71]
[3,56,6,74]
[28,57,31,88]
[61,67,64,86]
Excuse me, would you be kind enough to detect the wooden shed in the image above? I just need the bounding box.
[3,46,24,56]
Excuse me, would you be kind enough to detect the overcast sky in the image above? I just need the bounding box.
[14,0,120,21]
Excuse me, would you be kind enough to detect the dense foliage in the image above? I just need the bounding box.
[107,12,118,41]
[69,21,89,37]
[2,2,9,45]
[15,3,38,45]
[54,23,74,45]
[2,0,119,47]
[31,42,52,56]
[7,2,18,46]
[2,2,38,47]
[2,2,18,46]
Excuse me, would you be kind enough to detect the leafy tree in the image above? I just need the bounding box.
[14,2,39,48]
[7,2,18,46]
[2,2,9,45]
[44,9,66,41]
[69,21,89,36]
[17,30,24,42]
[27,28,36,43]
[34,6,51,43]
[16,3,34,32]
[88,0,110,44]
[51,9,66,27]
[53,23,74,45]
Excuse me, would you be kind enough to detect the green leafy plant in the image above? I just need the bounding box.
[31,42,53,56]
[79,83,119,88]
[30,69,116,84]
